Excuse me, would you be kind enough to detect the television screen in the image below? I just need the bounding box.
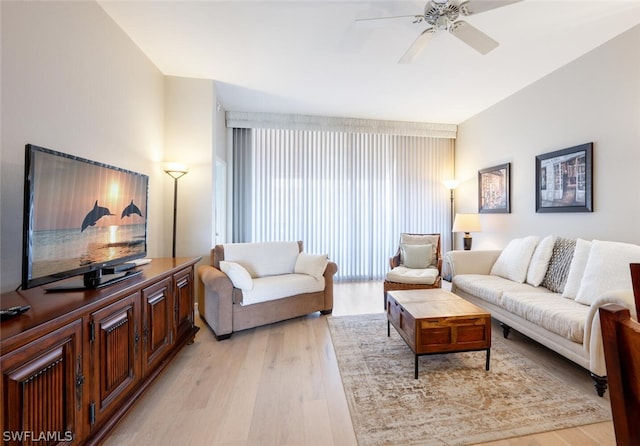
[22,144,149,290]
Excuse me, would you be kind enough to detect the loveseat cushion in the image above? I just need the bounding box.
[386,266,439,285]
[223,241,300,277]
[294,253,328,279]
[452,274,549,306]
[500,291,587,343]
[240,273,326,306]
[219,261,254,290]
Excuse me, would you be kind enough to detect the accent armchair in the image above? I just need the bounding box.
[383,233,442,308]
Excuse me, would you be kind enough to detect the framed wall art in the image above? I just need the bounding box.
[478,163,511,213]
[535,142,593,213]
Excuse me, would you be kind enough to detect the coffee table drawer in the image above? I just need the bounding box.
[417,316,490,353]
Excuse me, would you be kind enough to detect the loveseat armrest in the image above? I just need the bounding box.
[584,289,637,377]
[197,264,234,339]
[322,261,339,312]
[446,250,502,277]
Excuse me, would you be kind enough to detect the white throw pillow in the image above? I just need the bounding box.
[490,236,540,283]
[294,253,328,280]
[526,235,555,287]
[219,261,254,290]
[562,238,592,299]
[401,243,434,269]
[575,240,640,305]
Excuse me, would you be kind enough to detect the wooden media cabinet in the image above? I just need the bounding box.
[0,257,201,445]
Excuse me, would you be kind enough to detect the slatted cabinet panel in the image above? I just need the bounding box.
[1,319,83,445]
[89,293,140,430]
[141,277,172,374]
[173,267,194,342]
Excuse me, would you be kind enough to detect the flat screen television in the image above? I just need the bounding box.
[22,144,149,291]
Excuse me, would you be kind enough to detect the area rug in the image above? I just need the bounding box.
[327,313,611,446]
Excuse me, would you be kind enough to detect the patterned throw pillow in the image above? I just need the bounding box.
[541,237,576,293]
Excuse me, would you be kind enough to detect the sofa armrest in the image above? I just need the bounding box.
[446,250,502,277]
[323,261,338,311]
[197,264,234,338]
[584,289,637,376]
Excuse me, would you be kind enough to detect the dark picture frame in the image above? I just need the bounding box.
[535,142,593,213]
[478,163,511,214]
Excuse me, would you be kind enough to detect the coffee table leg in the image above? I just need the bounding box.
[485,348,491,371]
[415,354,419,379]
[387,320,390,337]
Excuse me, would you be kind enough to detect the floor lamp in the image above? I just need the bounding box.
[444,180,459,251]
[164,163,189,258]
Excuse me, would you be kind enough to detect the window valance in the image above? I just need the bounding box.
[226,111,457,139]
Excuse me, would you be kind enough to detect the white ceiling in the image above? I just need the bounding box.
[98,0,640,124]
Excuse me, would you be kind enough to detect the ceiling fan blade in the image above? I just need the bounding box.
[459,0,522,16]
[399,28,436,64]
[355,14,421,26]
[450,21,499,54]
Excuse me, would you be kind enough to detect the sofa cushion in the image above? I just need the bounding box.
[223,241,300,277]
[219,261,254,291]
[401,243,434,268]
[500,291,587,343]
[575,240,640,305]
[453,274,549,306]
[386,266,439,285]
[240,273,326,306]
[490,236,540,283]
[562,238,592,299]
[541,237,576,293]
[526,235,555,286]
[294,253,328,279]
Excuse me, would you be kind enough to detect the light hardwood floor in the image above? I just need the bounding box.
[104,281,615,446]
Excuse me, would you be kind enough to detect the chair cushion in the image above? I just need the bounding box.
[386,266,439,285]
[400,243,434,268]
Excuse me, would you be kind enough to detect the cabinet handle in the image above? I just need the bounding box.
[75,354,84,410]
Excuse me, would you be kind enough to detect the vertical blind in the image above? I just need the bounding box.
[232,127,454,281]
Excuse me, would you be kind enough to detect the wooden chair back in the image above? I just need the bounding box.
[599,263,640,446]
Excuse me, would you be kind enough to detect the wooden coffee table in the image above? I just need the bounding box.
[386,289,491,378]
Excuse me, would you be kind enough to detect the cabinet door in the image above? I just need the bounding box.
[141,277,172,373]
[1,319,83,445]
[173,267,195,342]
[89,293,140,429]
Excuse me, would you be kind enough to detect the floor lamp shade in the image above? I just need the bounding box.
[452,213,481,250]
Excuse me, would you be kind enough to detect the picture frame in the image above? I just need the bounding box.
[478,163,511,214]
[535,142,593,213]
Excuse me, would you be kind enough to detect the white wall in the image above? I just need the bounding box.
[0,1,165,292]
[164,76,217,261]
[454,25,640,250]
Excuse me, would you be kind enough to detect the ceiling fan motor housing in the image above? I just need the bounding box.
[423,0,462,30]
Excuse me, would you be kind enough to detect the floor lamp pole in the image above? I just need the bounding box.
[171,176,179,258]
[164,163,189,259]
[449,189,455,252]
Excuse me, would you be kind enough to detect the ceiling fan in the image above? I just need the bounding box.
[357,0,522,63]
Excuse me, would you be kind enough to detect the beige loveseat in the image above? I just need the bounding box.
[447,236,639,396]
[197,241,337,340]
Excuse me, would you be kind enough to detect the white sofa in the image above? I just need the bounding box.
[447,236,639,396]
[197,241,337,340]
